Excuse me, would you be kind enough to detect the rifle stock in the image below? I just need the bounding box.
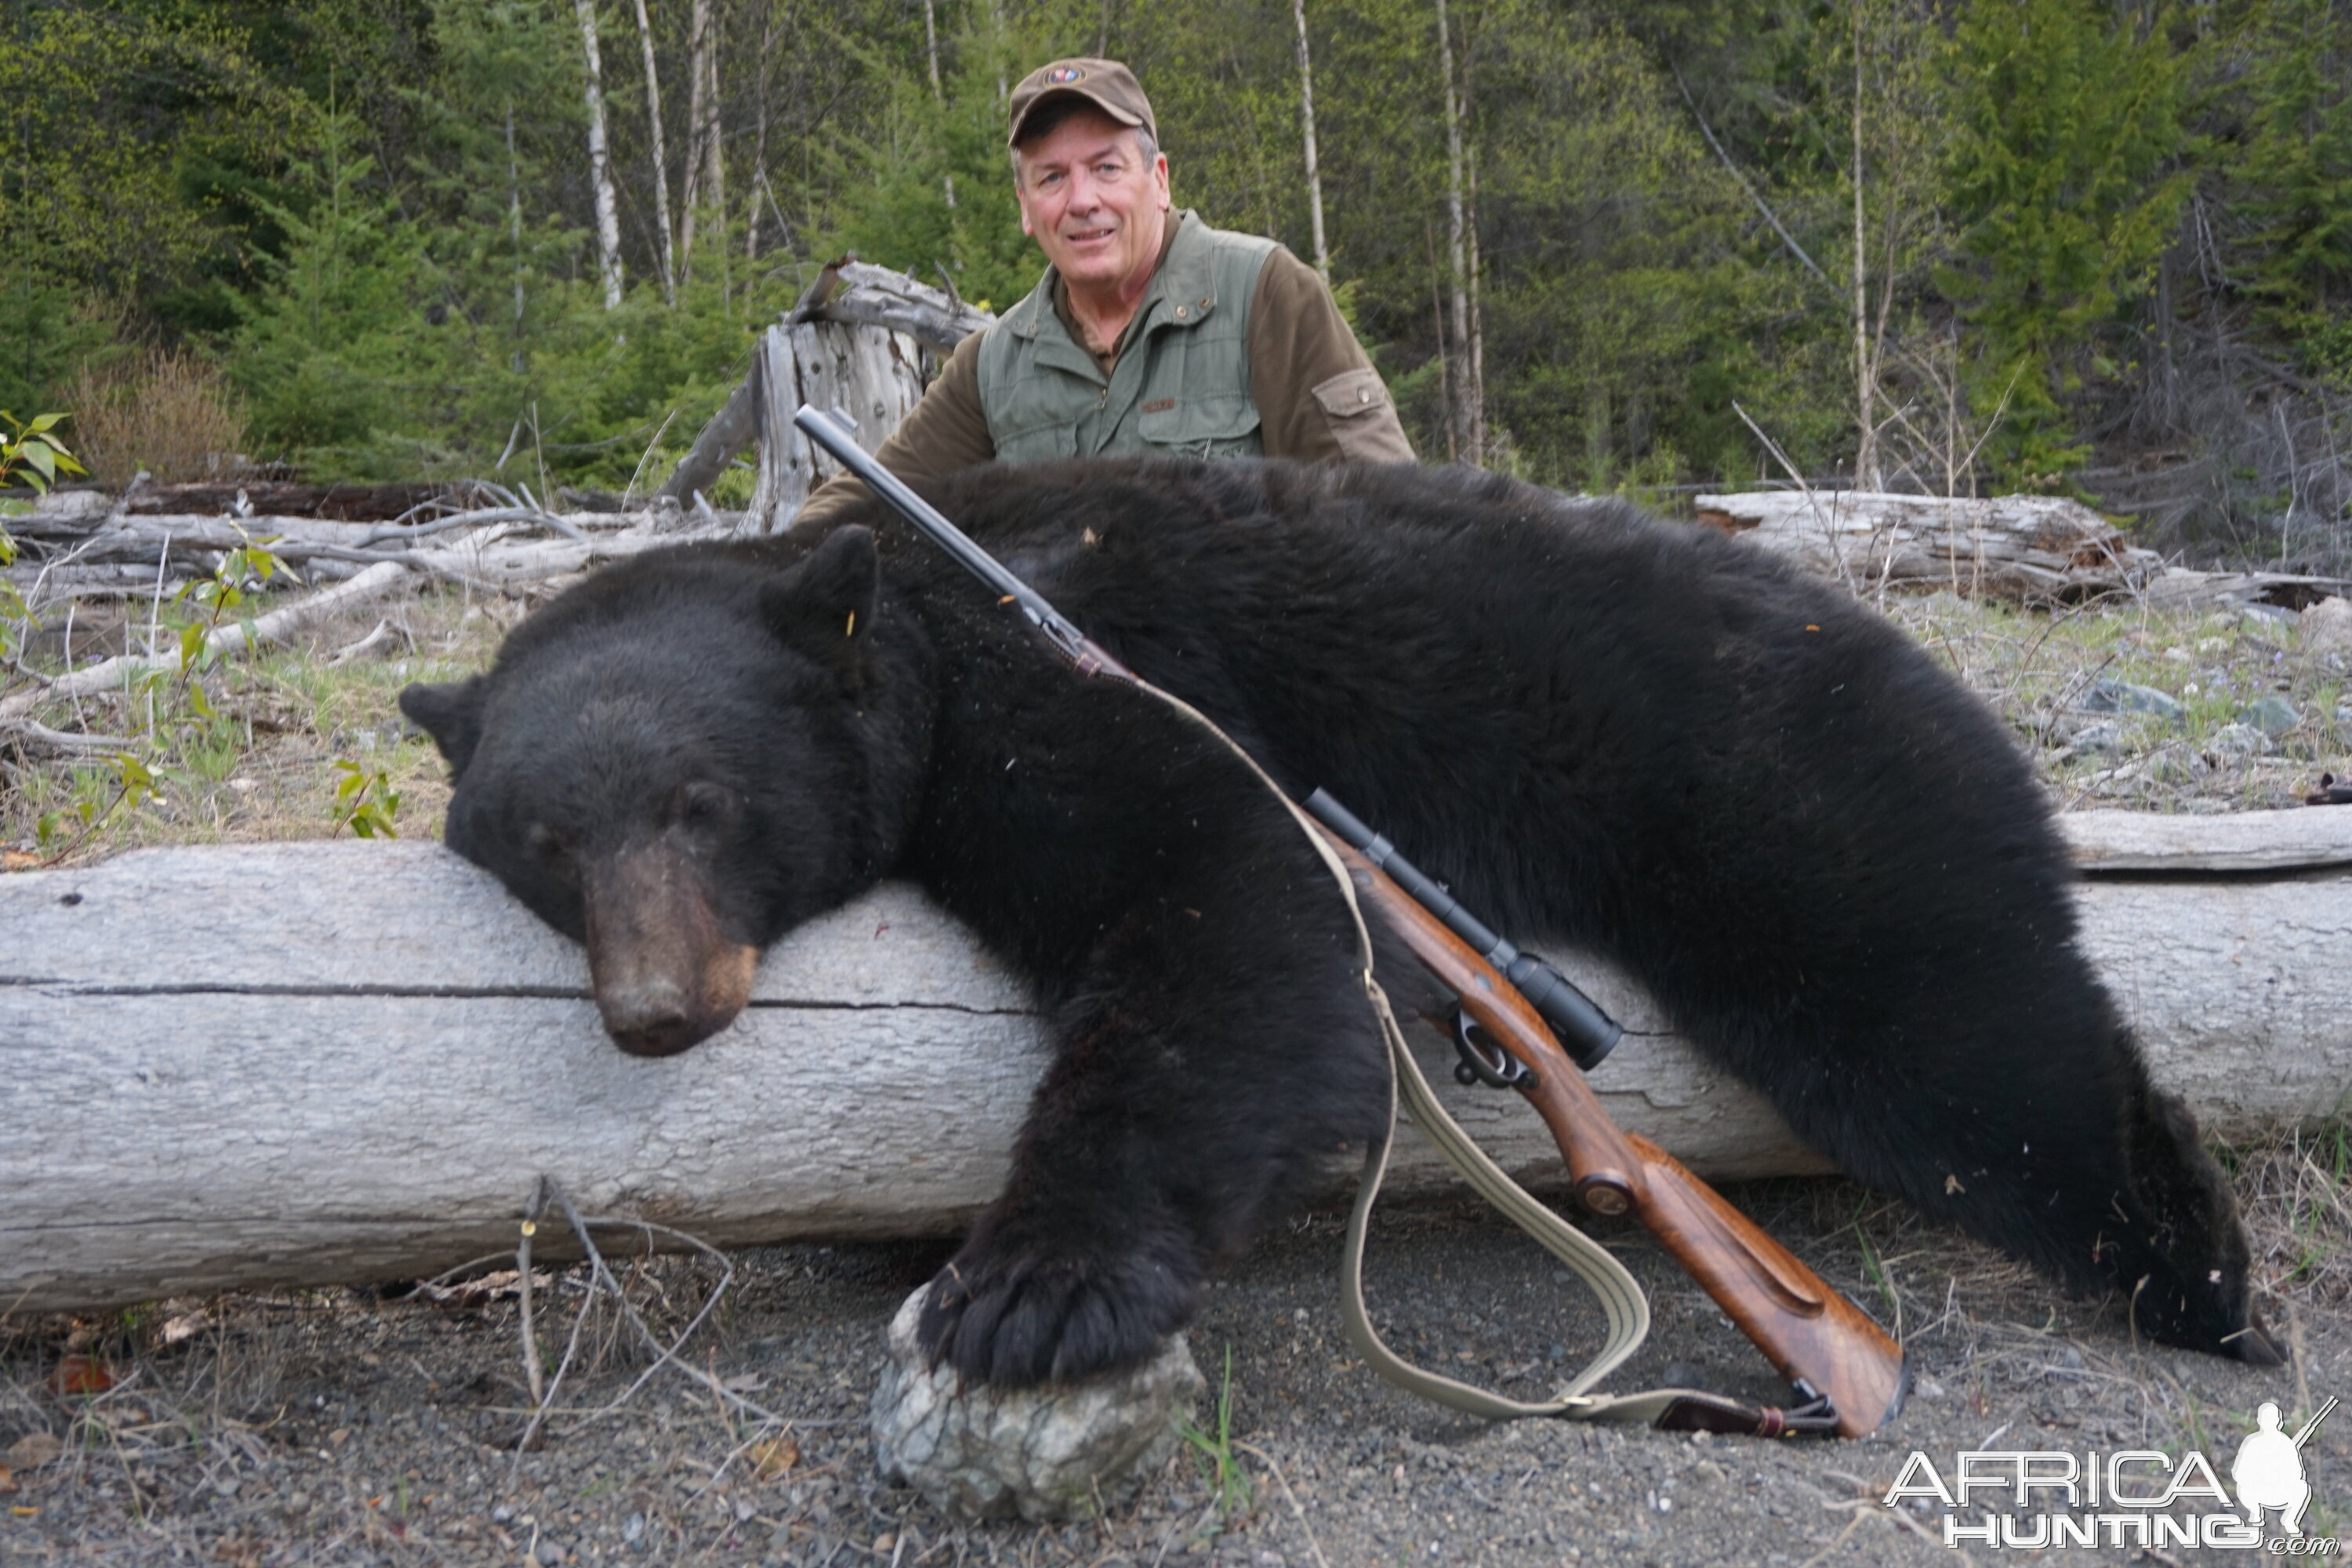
[1316,829,1910,1440]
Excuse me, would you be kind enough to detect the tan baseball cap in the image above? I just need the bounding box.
[1006,58,1156,147]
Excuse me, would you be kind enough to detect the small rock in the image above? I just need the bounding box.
[2060,717,2124,753]
[2310,597,2352,653]
[535,1539,566,1566]
[2209,722,2272,759]
[623,1513,644,1544]
[2241,694,2301,737]
[2078,678,2185,724]
[492,1504,514,1524]
[870,1284,1204,1522]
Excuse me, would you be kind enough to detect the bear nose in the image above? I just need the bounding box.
[598,979,717,1057]
[582,840,760,1058]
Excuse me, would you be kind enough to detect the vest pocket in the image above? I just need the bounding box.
[1137,393,1264,459]
[990,413,1080,465]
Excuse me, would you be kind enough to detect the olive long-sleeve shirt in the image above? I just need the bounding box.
[793,238,1412,530]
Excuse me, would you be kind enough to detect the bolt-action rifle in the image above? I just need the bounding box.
[789,405,1907,1439]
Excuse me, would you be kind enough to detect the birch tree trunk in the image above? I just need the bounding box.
[1292,0,1330,280]
[702,10,727,263]
[1467,140,1485,456]
[679,0,714,280]
[1851,3,1882,491]
[1435,0,1483,466]
[924,0,956,209]
[574,0,626,308]
[505,102,527,373]
[631,0,678,303]
[746,10,771,263]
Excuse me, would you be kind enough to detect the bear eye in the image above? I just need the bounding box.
[676,782,736,833]
[523,820,574,868]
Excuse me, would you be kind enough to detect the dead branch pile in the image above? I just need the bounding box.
[0,485,742,720]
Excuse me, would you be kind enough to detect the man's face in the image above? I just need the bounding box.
[1014,107,1171,295]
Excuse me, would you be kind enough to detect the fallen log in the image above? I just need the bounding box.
[0,513,693,719]
[3,810,2347,1312]
[1694,490,2165,603]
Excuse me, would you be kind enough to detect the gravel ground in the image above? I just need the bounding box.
[4,1152,2344,1566]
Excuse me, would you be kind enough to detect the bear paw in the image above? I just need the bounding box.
[918,1235,1205,1388]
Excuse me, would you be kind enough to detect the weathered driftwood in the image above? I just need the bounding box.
[4,808,2348,1312]
[662,258,996,524]
[1694,490,2165,603]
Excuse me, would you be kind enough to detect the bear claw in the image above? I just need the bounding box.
[919,1243,1203,1388]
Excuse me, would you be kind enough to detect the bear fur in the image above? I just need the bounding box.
[400,458,2273,1388]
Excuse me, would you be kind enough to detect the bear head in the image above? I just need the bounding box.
[398,526,918,1057]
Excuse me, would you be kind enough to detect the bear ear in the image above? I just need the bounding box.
[759,524,880,686]
[399,676,489,776]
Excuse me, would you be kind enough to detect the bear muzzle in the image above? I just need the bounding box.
[582,840,759,1056]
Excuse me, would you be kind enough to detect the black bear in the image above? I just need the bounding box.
[400,458,2274,1388]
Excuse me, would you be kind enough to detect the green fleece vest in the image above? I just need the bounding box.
[977,212,1276,463]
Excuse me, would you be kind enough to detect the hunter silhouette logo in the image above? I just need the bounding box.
[1885,1396,2339,1551]
[2234,1397,2335,1537]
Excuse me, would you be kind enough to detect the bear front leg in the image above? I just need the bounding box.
[919,901,1388,1388]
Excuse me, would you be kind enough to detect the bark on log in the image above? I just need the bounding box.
[3,810,2346,1312]
[1693,490,2165,604]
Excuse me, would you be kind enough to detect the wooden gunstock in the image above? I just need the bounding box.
[1319,832,1908,1439]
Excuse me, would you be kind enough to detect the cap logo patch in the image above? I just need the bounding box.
[1046,66,1086,83]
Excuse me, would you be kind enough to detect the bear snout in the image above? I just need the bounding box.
[582,842,760,1056]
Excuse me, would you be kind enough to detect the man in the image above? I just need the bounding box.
[794,56,1411,528]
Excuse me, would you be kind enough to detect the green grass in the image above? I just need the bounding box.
[1175,1344,1253,1523]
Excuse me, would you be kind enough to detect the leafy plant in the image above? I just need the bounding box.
[0,409,84,667]
[33,532,285,862]
[1,408,87,495]
[330,757,401,837]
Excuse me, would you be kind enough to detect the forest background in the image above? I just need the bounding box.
[4,0,2348,568]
